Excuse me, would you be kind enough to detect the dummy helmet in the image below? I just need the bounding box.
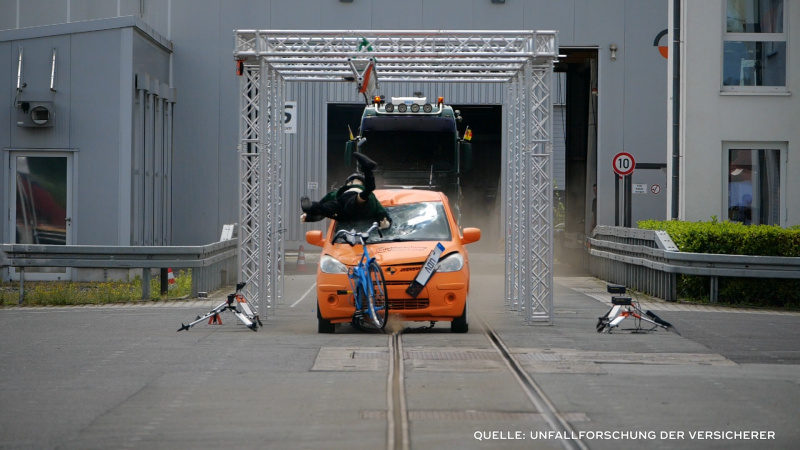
[346,173,365,185]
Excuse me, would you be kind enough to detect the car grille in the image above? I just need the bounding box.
[383,265,422,278]
[388,298,430,310]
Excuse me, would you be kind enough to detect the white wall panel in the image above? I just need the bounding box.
[320,0,372,30]
[132,32,169,82]
[19,0,67,28]
[372,0,423,30]
[71,0,118,22]
[121,0,142,16]
[524,0,575,46]
[473,0,523,30]
[141,0,169,38]
[271,0,321,29]
[170,0,220,245]
[71,29,123,245]
[218,0,272,240]
[422,0,473,30]
[0,0,16,30]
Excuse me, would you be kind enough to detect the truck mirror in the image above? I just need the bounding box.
[460,142,473,171]
[345,140,355,167]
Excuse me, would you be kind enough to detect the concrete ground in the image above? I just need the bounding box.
[0,254,798,449]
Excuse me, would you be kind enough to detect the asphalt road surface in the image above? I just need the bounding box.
[1,255,798,449]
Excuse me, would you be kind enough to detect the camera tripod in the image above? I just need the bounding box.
[596,284,679,335]
[177,282,263,332]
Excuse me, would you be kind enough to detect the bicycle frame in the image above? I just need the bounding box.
[334,223,386,328]
[348,238,376,315]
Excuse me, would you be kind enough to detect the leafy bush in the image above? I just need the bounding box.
[638,219,800,307]
[1,269,194,306]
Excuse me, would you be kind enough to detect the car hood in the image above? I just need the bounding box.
[325,240,461,266]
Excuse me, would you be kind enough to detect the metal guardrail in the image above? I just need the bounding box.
[587,226,800,302]
[1,239,238,303]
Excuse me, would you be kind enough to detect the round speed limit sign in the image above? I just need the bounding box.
[612,152,636,176]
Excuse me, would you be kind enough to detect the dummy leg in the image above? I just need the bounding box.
[301,196,341,220]
[353,153,377,198]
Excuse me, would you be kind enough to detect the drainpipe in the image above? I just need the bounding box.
[671,0,681,220]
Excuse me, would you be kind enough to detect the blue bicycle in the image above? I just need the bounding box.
[333,222,388,330]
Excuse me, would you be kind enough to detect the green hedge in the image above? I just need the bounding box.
[638,219,800,307]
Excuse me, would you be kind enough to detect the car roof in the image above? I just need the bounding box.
[373,189,445,206]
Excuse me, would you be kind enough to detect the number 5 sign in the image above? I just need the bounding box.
[612,152,635,176]
[284,101,297,134]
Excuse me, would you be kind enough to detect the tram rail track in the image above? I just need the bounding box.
[387,333,410,450]
[475,312,589,450]
[385,312,588,450]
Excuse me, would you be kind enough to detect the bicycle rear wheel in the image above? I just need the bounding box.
[367,261,388,330]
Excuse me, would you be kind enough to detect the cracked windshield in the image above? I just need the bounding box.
[334,201,451,243]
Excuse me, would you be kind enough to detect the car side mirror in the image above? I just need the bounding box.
[459,141,473,171]
[306,230,325,247]
[344,141,355,168]
[461,227,481,245]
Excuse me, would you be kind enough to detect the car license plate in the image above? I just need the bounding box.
[405,243,445,298]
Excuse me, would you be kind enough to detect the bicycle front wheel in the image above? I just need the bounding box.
[367,261,388,330]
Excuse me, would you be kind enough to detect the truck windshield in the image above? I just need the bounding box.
[362,131,455,172]
[334,201,452,243]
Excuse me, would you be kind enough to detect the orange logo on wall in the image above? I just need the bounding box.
[654,29,668,59]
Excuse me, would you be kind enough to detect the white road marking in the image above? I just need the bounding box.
[291,283,317,308]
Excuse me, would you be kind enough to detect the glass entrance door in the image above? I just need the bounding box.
[8,153,73,280]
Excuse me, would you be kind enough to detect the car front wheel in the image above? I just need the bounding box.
[317,303,335,334]
[451,300,468,333]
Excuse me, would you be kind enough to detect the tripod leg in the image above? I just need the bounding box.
[233,293,263,326]
[606,313,627,333]
[177,301,229,331]
[596,305,621,333]
[645,310,674,328]
[641,311,680,334]
[231,309,258,332]
[238,299,259,321]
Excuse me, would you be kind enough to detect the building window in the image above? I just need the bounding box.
[723,0,787,92]
[728,148,781,225]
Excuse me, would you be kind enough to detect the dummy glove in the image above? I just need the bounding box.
[379,218,391,229]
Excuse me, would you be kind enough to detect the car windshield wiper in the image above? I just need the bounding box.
[380,237,431,242]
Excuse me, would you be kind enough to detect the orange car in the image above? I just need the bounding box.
[305,189,481,333]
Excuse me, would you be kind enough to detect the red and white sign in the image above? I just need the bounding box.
[612,152,635,176]
[651,184,661,194]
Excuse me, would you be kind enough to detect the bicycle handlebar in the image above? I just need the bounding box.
[333,222,381,246]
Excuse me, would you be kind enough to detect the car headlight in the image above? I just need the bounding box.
[320,254,348,274]
[435,252,464,273]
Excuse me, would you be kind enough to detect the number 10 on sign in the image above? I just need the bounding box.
[612,152,635,176]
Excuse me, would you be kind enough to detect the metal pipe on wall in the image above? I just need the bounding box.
[671,0,681,220]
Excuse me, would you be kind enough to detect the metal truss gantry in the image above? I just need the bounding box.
[234,30,556,324]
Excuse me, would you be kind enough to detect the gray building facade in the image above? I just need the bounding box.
[2,0,669,278]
